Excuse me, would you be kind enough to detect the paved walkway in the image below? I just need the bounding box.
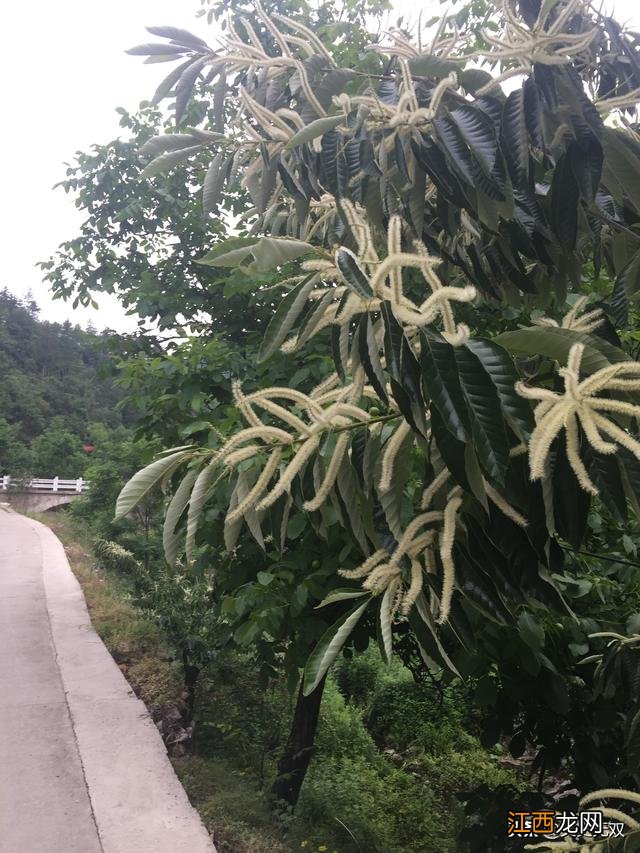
[0,509,215,853]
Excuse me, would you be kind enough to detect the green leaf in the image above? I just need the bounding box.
[335,248,373,299]
[501,89,528,188]
[257,571,275,586]
[358,315,388,404]
[316,588,369,608]
[202,152,228,216]
[602,128,640,214]
[139,145,203,179]
[518,611,545,651]
[284,114,345,149]
[233,469,265,550]
[611,248,640,328]
[458,68,493,94]
[197,237,315,271]
[196,236,259,267]
[584,444,627,521]
[553,438,590,549]
[248,237,316,272]
[495,326,628,374]
[450,103,498,179]
[115,448,192,519]
[139,133,201,157]
[163,466,198,566]
[430,405,470,492]
[410,594,461,677]
[466,338,534,440]
[433,115,474,184]
[409,54,459,78]
[550,152,579,249]
[419,330,468,441]
[455,344,510,483]
[302,598,371,695]
[336,455,370,555]
[258,275,318,362]
[379,584,394,664]
[186,458,222,561]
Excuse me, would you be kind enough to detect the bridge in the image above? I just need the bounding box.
[0,476,89,512]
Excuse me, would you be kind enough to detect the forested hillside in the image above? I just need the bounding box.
[0,288,132,476]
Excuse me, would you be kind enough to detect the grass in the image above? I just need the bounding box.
[30,511,184,716]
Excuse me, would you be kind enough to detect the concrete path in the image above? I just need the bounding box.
[0,509,215,853]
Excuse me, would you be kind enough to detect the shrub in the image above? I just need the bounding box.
[367,676,478,755]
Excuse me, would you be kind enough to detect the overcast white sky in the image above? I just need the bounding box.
[2,0,639,333]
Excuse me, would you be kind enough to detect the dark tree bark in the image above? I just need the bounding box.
[181,650,200,724]
[271,675,327,809]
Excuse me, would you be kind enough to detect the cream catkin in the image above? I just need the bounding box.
[437,495,463,624]
[225,449,283,524]
[340,548,388,579]
[421,468,451,509]
[483,482,528,526]
[303,432,350,511]
[379,419,413,492]
[218,426,294,460]
[224,445,262,469]
[402,559,424,615]
[517,342,640,493]
[255,435,320,510]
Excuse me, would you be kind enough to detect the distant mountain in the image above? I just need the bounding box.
[0,288,132,474]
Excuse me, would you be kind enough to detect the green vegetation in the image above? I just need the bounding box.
[0,288,133,476]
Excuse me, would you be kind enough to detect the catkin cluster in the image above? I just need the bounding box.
[281,204,475,356]
[516,342,640,495]
[218,371,382,525]
[534,296,605,334]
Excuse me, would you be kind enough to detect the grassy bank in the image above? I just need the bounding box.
[34,510,520,853]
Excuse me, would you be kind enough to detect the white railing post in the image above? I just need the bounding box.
[1,475,9,490]
[52,476,59,493]
[76,478,83,493]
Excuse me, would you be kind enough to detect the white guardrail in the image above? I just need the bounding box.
[0,476,89,494]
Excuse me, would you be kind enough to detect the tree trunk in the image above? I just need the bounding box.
[271,675,327,809]
[181,651,200,724]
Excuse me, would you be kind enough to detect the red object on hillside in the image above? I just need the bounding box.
[82,443,95,454]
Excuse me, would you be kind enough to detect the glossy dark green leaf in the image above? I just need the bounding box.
[583,443,627,522]
[518,611,545,651]
[430,406,470,492]
[175,56,209,124]
[433,116,474,185]
[335,248,373,299]
[466,338,534,440]
[611,248,640,328]
[454,345,510,483]
[450,103,499,179]
[409,594,461,677]
[358,315,388,404]
[552,439,590,549]
[495,326,628,374]
[550,152,579,249]
[602,127,640,213]
[419,330,468,441]
[502,89,528,188]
